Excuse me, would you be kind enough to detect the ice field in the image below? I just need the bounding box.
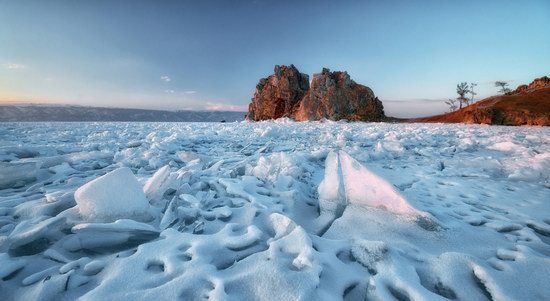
[0,121,549,300]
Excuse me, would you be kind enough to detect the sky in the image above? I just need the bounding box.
[1,0,549,117]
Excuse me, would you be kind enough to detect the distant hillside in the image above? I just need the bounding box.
[0,105,246,122]
[415,77,550,126]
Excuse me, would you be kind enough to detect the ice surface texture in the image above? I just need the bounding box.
[0,162,39,189]
[0,121,549,300]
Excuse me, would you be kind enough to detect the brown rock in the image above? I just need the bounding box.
[294,68,384,121]
[462,107,501,125]
[246,65,309,121]
[247,65,385,122]
[508,76,550,95]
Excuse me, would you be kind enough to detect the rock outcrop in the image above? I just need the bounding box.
[294,68,384,121]
[507,76,550,95]
[247,65,385,121]
[247,65,310,121]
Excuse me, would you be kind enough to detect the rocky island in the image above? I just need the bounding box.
[247,65,385,122]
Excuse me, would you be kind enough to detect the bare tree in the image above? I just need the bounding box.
[445,98,458,112]
[456,82,470,109]
[495,81,510,94]
[469,82,477,104]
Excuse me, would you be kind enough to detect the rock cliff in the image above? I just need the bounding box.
[247,65,385,121]
[294,68,384,121]
[247,65,309,121]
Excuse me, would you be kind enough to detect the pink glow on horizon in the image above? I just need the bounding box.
[205,103,248,111]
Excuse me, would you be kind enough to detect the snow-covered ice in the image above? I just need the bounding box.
[75,167,151,222]
[0,121,549,300]
[0,162,39,189]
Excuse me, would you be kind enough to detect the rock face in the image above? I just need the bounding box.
[507,76,550,95]
[247,65,310,121]
[247,65,385,121]
[461,105,549,126]
[294,68,384,121]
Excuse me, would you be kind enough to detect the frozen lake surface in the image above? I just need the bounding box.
[1,121,549,300]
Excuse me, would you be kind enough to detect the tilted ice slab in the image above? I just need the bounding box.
[317,151,346,216]
[75,167,151,222]
[143,165,177,206]
[316,151,346,234]
[338,150,421,215]
[318,150,422,218]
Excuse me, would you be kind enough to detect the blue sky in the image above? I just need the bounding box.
[1,0,549,117]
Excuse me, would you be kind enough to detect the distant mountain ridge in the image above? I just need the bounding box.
[0,105,246,122]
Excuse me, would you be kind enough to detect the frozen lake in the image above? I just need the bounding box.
[1,121,549,300]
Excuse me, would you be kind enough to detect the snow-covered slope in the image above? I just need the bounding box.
[0,105,245,122]
[0,121,549,300]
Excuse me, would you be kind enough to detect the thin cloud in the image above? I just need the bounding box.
[164,90,175,94]
[184,90,197,94]
[205,102,247,111]
[160,75,171,82]
[5,63,28,70]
